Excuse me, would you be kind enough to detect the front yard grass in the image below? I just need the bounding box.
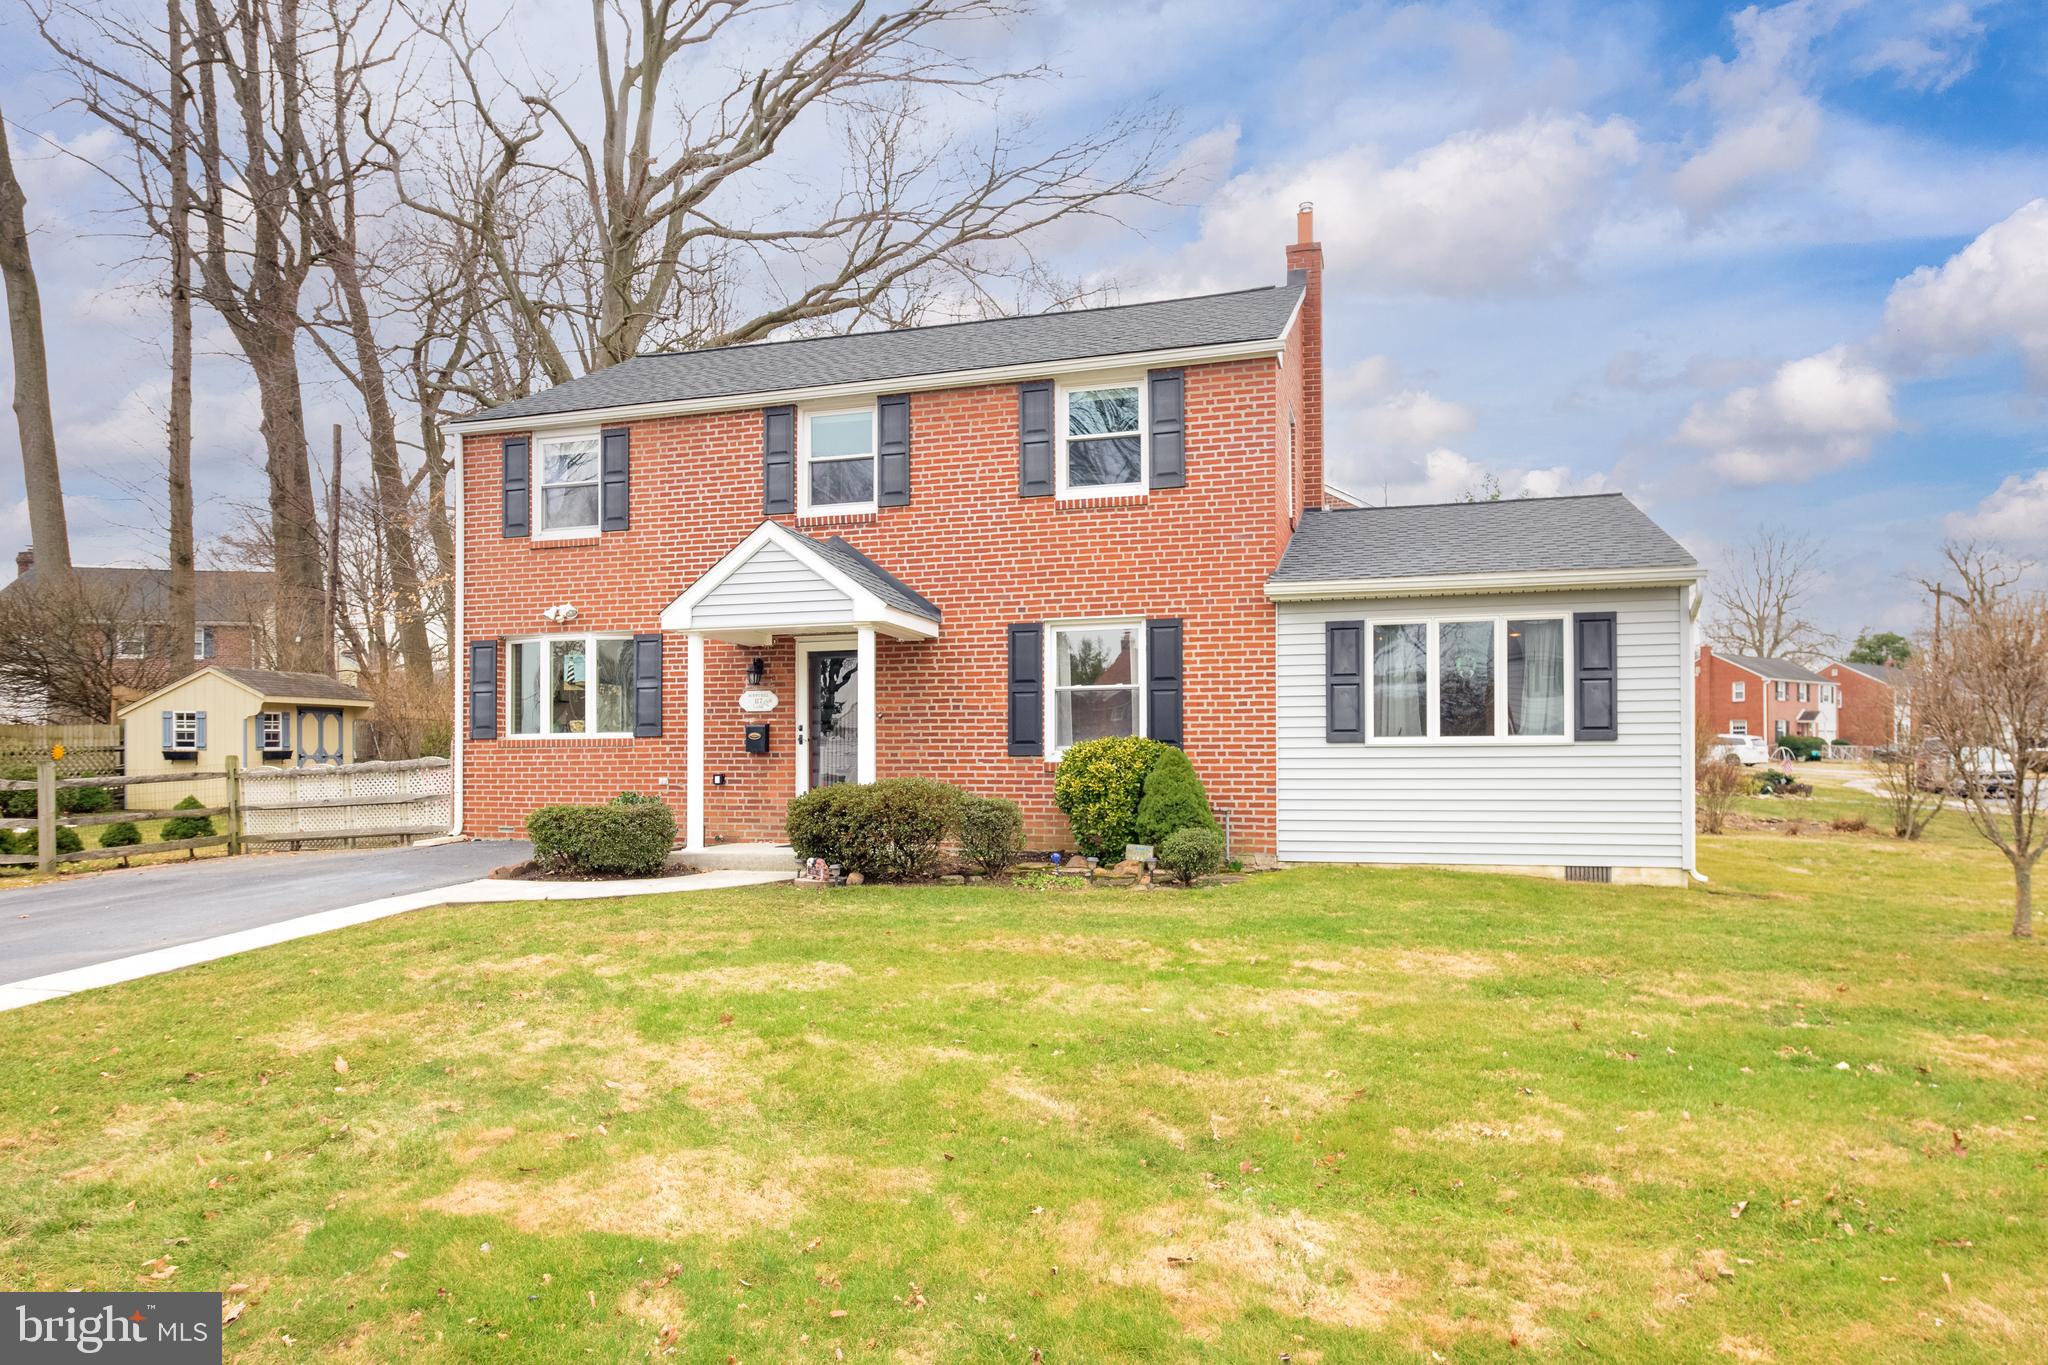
[1,792,2043,1361]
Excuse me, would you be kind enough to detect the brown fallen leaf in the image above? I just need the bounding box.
[222,1300,246,1326]
[333,1056,349,1075]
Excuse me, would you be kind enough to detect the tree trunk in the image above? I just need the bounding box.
[0,106,73,577]
[165,2,197,662]
[421,417,454,648]
[246,321,327,671]
[2016,861,2034,940]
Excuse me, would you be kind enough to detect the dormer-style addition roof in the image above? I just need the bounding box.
[450,285,1305,433]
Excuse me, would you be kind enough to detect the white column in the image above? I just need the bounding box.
[856,625,878,784]
[686,631,706,850]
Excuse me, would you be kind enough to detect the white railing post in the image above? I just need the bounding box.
[686,632,706,851]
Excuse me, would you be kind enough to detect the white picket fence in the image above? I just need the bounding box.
[239,756,452,848]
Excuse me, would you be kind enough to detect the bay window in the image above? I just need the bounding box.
[1059,381,1144,496]
[536,431,601,534]
[508,634,634,736]
[1049,622,1141,751]
[801,407,877,512]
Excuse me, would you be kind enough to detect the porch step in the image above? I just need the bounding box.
[680,842,798,873]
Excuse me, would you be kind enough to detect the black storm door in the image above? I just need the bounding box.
[807,651,858,789]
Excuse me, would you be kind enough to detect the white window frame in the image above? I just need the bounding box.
[1776,718,1789,738]
[797,403,879,517]
[532,428,603,538]
[170,711,199,751]
[1043,618,1146,758]
[258,710,288,751]
[114,627,147,660]
[1798,683,1810,703]
[194,625,215,660]
[1731,680,1745,702]
[1775,680,1788,701]
[1364,612,1573,746]
[504,632,637,739]
[1055,374,1147,500]
[1730,719,1749,736]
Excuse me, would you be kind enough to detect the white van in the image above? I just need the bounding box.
[1709,733,1772,766]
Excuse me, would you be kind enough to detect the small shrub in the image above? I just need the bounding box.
[787,783,868,870]
[956,795,1024,876]
[98,821,143,848]
[0,828,19,856]
[162,794,217,841]
[1696,759,1747,834]
[1,766,35,820]
[1133,746,1219,849]
[1776,734,1825,761]
[1156,826,1225,886]
[1786,781,1814,797]
[1053,736,1171,862]
[54,826,84,855]
[785,778,962,881]
[527,796,677,877]
[58,784,112,815]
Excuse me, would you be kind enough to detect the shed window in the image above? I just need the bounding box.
[170,711,199,750]
[259,711,288,751]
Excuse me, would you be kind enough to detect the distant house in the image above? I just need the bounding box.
[1695,646,1841,743]
[1819,659,1913,748]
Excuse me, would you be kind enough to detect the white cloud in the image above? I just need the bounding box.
[1946,468,2048,551]
[1331,447,1607,506]
[1882,198,2048,387]
[1159,112,1639,296]
[1329,356,1476,455]
[1858,2,1986,93]
[1674,344,1897,484]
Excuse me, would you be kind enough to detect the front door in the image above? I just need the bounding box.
[805,650,858,789]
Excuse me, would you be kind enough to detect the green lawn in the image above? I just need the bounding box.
[2,786,2043,1361]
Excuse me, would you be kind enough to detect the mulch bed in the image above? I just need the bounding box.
[490,859,701,882]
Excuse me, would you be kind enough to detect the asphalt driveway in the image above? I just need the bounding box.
[0,840,528,983]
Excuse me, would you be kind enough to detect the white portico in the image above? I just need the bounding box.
[659,520,941,851]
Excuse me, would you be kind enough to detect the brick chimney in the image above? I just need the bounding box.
[14,547,32,580]
[1285,202,1324,511]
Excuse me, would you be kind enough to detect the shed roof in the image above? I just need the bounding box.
[118,666,371,716]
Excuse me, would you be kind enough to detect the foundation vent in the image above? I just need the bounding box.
[1564,865,1613,884]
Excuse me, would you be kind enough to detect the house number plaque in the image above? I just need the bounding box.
[738,689,778,713]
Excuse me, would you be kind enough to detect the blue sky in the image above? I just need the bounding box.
[2,0,2046,643]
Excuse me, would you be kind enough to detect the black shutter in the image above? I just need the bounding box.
[1018,381,1054,497]
[468,639,499,740]
[632,632,663,738]
[763,405,795,515]
[1146,618,1184,746]
[1574,611,1618,741]
[877,394,911,507]
[1006,622,1043,756]
[1326,620,1364,743]
[600,426,631,531]
[1148,368,1185,489]
[501,436,530,537]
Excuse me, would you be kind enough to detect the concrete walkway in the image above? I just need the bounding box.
[0,865,789,1014]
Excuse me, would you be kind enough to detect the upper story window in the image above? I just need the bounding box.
[508,633,633,737]
[1775,681,1788,701]
[536,431,601,535]
[1367,615,1568,742]
[1732,680,1746,701]
[194,626,216,661]
[1797,683,1810,703]
[800,407,877,514]
[1048,621,1141,753]
[1059,380,1144,497]
[114,627,147,660]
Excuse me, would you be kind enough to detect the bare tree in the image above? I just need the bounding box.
[392,0,1175,386]
[1872,736,1940,841]
[165,0,198,665]
[0,576,182,721]
[0,108,74,578]
[1916,544,2048,938]
[1708,525,1835,662]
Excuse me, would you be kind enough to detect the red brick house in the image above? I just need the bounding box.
[1819,659,1912,748]
[1695,646,1838,743]
[450,209,1702,881]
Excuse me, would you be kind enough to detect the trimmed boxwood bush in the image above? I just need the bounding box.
[527,793,678,877]
[59,784,112,815]
[786,777,964,881]
[1777,733,1825,761]
[98,821,143,849]
[1053,736,1172,862]
[54,826,84,855]
[956,795,1024,876]
[1,766,35,820]
[1133,746,1219,848]
[1157,826,1224,886]
[161,795,218,841]
[0,828,21,856]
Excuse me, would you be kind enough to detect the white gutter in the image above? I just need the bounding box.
[1264,564,1702,601]
[447,421,464,838]
[444,337,1289,437]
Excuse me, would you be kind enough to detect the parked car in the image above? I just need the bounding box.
[1949,747,2019,799]
[1708,733,1772,766]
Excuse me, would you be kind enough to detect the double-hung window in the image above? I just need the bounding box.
[1775,681,1788,701]
[1058,380,1144,497]
[1048,621,1141,752]
[507,634,634,736]
[194,626,216,660]
[114,627,147,660]
[1732,681,1746,702]
[535,431,601,535]
[800,407,877,514]
[1362,615,1567,742]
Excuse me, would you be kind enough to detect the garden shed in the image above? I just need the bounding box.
[118,667,373,799]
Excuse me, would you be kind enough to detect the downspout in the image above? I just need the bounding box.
[1685,582,1709,885]
[447,422,464,837]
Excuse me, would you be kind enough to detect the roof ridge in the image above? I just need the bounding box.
[629,284,1298,363]
[1309,492,1629,513]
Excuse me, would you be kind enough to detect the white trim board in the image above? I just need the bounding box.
[1266,564,1701,602]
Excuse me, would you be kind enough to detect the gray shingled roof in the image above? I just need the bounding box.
[1270,494,1697,585]
[4,563,272,622]
[814,536,940,621]
[214,667,372,704]
[1831,659,1910,687]
[462,286,1304,425]
[1723,654,1825,684]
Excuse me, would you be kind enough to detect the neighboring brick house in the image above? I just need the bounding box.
[1695,646,1839,742]
[2,551,273,717]
[1819,659,1913,748]
[450,207,1701,881]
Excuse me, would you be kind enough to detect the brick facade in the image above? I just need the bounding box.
[1694,646,1827,742]
[1819,662,1905,748]
[459,334,1315,853]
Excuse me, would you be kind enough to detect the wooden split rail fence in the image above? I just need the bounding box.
[0,757,453,874]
